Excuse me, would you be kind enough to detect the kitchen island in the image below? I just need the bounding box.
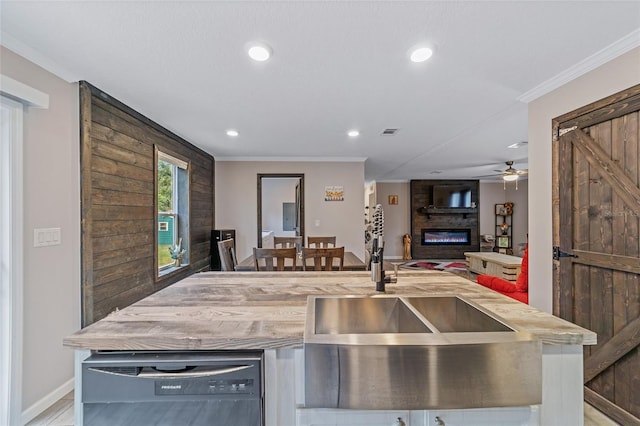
[65,270,595,425]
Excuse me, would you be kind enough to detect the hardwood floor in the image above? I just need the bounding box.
[584,403,621,426]
[27,390,618,426]
[26,391,73,426]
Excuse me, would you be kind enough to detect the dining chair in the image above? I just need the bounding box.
[253,247,298,271]
[307,236,336,248]
[273,236,303,252]
[217,238,238,271]
[302,247,344,271]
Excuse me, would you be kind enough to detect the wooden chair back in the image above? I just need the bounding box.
[253,247,298,271]
[273,236,303,252]
[217,239,237,271]
[302,247,344,271]
[307,236,336,248]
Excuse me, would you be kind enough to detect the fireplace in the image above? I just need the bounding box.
[422,228,471,245]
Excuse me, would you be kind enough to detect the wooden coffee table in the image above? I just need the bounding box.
[464,251,522,281]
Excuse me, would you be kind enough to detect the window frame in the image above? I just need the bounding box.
[154,146,191,280]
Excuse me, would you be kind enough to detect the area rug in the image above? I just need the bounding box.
[401,260,467,272]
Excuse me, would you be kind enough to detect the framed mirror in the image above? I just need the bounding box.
[257,173,304,248]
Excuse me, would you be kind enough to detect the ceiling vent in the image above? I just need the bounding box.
[381,128,399,136]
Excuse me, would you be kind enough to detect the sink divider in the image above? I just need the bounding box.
[397,296,440,334]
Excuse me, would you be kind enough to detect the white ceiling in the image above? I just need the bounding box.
[2,1,639,182]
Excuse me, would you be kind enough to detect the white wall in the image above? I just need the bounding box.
[480,180,529,253]
[262,177,298,236]
[0,47,80,418]
[375,182,410,259]
[528,47,640,313]
[216,160,365,261]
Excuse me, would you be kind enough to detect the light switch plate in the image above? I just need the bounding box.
[33,227,61,247]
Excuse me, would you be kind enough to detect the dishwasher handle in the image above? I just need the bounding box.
[88,364,254,379]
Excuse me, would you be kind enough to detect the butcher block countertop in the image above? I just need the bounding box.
[64,271,596,351]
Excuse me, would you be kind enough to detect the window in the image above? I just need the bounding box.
[156,149,189,276]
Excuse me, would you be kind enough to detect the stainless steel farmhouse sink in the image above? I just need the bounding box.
[313,296,433,334]
[304,295,542,410]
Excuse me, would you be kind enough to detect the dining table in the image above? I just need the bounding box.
[235,250,366,271]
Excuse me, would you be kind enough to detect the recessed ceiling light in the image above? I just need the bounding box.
[226,129,239,137]
[410,46,433,63]
[247,42,272,62]
[347,130,360,137]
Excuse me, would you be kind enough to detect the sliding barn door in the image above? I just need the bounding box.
[553,84,640,424]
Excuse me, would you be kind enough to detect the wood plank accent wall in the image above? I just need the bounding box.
[80,81,215,326]
[410,180,480,259]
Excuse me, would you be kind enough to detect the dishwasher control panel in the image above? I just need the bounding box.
[155,378,255,395]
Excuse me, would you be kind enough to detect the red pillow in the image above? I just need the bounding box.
[515,245,529,292]
[477,275,517,293]
[477,274,495,289]
[490,277,517,293]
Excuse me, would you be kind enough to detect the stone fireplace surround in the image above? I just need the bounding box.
[410,180,480,259]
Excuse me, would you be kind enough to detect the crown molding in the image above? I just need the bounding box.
[215,156,367,162]
[1,31,79,83]
[518,28,640,103]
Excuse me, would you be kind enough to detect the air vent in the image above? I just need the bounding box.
[381,128,399,136]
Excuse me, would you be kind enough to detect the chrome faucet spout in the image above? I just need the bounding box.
[371,237,386,292]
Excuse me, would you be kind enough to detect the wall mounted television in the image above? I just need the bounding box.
[432,185,473,208]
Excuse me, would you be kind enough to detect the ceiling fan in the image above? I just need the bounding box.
[496,161,528,181]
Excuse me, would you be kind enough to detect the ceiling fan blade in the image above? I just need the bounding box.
[493,169,505,173]
[474,173,503,178]
[516,169,529,175]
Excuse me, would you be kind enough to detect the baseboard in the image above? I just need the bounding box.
[21,377,74,425]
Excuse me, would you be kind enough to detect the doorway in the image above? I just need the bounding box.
[257,174,304,248]
[1,95,24,426]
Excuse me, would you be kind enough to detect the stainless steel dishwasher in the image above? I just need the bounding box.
[82,351,263,426]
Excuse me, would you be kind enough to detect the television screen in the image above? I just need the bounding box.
[432,185,472,208]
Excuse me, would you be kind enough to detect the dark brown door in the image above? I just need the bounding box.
[553,84,640,424]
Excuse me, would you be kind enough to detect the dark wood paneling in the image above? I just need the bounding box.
[410,180,480,259]
[91,172,153,194]
[91,121,154,157]
[93,245,153,270]
[80,81,215,326]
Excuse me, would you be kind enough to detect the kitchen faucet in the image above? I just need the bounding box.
[371,236,397,292]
